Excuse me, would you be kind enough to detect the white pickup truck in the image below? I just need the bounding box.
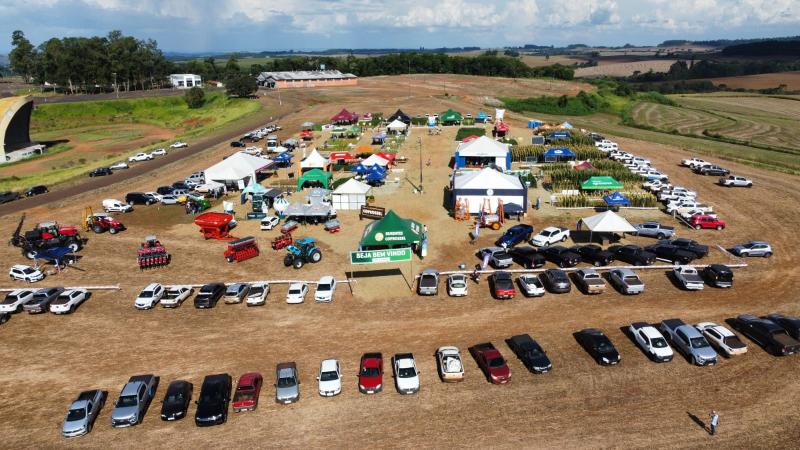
[658,188,697,202]
[681,157,706,167]
[673,266,704,290]
[530,227,570,247]
[719,175,753,188]
[667,200,713,215]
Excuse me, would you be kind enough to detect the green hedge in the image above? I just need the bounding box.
[455,127,486,141]
[558,192,658,208]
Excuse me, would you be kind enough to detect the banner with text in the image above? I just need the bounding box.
[350,248,413,264]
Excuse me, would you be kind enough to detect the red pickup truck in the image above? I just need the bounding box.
[470,343,511,384]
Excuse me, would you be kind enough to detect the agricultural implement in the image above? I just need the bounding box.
[9,214,86,259]
[324,219,341,233]
[271,233,293,250]
[283,237,322,269]
[194,212,237,240]
[477,198,504,230]
[224,236,259,263]
[138,235,171,270]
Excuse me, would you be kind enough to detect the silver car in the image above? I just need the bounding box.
[275,362,300,404]
[224,283,250,304]
[609,268,645,295]
[62,390,105,437]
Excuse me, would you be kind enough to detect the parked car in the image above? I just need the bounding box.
[156,185,174,196]
[690,214,726,230]
[517,274,545,297]
[575,328,621,365]
[632,222,675,240]
[629,322,673,362]
[509,246,546,268]
[9,264,44,282]
[0,189,20,202]
[260,216,280,231]
[646,243,697,264]
[125,192,157,206]
[702,264,734,288]
[436,347,464,382]
[170,141,188,148]
[719,175,753,187]
[25,185,48,197]
[673,265,705,290]
[497,224,534,248]
[490,271,515,299]
[763,314,800,341]
[609,245,656,266]
[195,373,231,426]
[681,157,707,167]
[417,269,439,295]
[530,226,570,247]
[571,244,615,266]
[315,276,336,302]
[573,268,606,294]
[89,167,113,177]
[194,283,225,309]
[50,289,88,314]
[24,287,64,313]
[506,334,552,373]
[731,240,772,257]
[696,322,747,357]
[541,269,571,293]
[470,342,511,384]
[62,390,106,438]
[730,314,800,356]
[664,238,709,258]
[392,353,420,394]
[150,148,167,156]
[111,374,159,427]
[478,246,513,268]
[659,319,717,365]
[317,359,343,397]
[541,246,581,268]
[0,289,35,313]
[160,194,179,205]
[609,268,645,295]
[696,165,729,176]
[160,380,192,421]
[246,282,269,306]
[128,152,153,162]
[160,286,193,308]
[446,274,468,297]
[286,282,309,304]
[224,283,250,304]
[358,353,384,394]
[135,283,165,310]
[109,162,129,170]
[231,141,245,147]
[102,199,133,213]
[232,373,263,412]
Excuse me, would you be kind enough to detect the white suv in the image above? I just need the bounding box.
[135,283,164,310]
[9,264,44,282]
[0,289,36,313]
[629,322,673,362]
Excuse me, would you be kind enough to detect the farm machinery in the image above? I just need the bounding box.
[194,212,237,240]
[271,232,293,250]
[82,207,125,234]
[283,237,322,269]
[224,236,260,263]
[476,199,505,230]
[9,214,86,259]
[138,235,171,269]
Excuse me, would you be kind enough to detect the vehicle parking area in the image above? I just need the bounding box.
[0,85,799,448]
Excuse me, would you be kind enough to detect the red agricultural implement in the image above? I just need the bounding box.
[194,212,237,240]
[271,233,293,250]
[224,236,259,263]
[138,235,170,270]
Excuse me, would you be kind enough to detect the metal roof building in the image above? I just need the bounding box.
[256,70,358,89]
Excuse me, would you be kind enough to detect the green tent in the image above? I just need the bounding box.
[439,109,463,124]
[347,124,361,136]
[360,210,423,249]
[297,168,332,190]
[581,176,624,190]
[242,178,268,195]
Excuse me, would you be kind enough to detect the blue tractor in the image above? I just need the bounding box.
[283,237,322,269]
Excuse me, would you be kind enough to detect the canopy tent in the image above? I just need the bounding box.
[439,109,463,125]
[454,136,511,170]
[462,135,479,142]
[574,161,594,171]
[350,163,370,174]
[328,151,354,163]
[241,179,268,195]
[371,133,386,144]
[332,178,372,210]
[347,124,361,136]
[331,108,358,124]
[579,210,636,233]
[354,144,373,155]
[542,147,576,163]
[205,152,275,186]
[297,168,333,190]
[603,191,631,206]
[362,153,390,167]
[546,131,571,141]
[581,176,624,191]
[386,119,408,134]
[375,151,395,164]
[493,121,510,137]
[368,164,386,174]
[300,149,329,170]
[365,171,386,183]
[388,109,411,124]
[561,121,574,129]
[301,121,315,130]
[300,130,314,140]
[274,151,294,162]
[359,210,423,250]
[475,111,488,123]
[527,119,544,128]
[451,167,527,214]
[359,112,373,122]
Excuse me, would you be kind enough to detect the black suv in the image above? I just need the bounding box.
[125,192,158,205]
[156,186,175,196]
[230,141,245,147]
[571,244,615,266]
[645,243,697,265]
[540,246,581,268]
[0,191,20,203]
[89,167,113,177]
[663,238,709,258]
[25,185,48,197]
[195,374,231,426]
[194,283,225,309]
[609,245,656,266]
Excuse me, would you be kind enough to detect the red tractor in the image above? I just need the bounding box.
[271,233,293,250]
[194,212,237,240]
[138,235,171,269]
[224,236,259,263]
[9,214,86,259]
[83,208,125,234]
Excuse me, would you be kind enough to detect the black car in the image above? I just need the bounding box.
[698,165,730,176]
[571,244,615,267]
[125,192,158,206]
[541,268,571,293]
[490,271,515,299]
[195,374,231,427]
[0,312,9,326]
[663,238,709,258]
[702,264,733,288]
[540,246,581,268]
[730,314,800,356]
[230,141,245,147]
[25,287,65,314]
[0,191,20,203]
[25,185,48,197]
[172,181,190,191]
[574,328,621,365]
[609,245,656,266]
[645,243,697,265]
[161,380,193,421]
[506,334,552,373]
[89,167,113,177]
[156,185,175,196]
[194,283,226,309]
[764,314,800,341]
[509,246,545,269]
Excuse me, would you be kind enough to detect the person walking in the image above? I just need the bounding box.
[709,411,719,436]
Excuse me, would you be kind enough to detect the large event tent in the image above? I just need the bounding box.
[578,210,636,242]
[451,167,527,214]
[581,176,624,191]
[205,152,275,187]
[300,148,329,171]
[332,178,372,210]
[359,210,423,250]
[330,108,358,124]
[454,136,511,170]
[297,169,332,190]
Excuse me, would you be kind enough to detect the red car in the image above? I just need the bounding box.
[232,372,263,412]
[358,353,383,394]
[491,271,515,299]
[690,214,726,230]
[470,343,511,384]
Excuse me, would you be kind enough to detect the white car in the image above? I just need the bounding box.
[150,148,167,156]
[317,358,342,397]
[719,175,753,188]
[160,286,193,308]
[679,209,717,221]
[629,322,674,362]
[246,282,269,306]
[681,157,706,167]
[0,289,36,313]
[286,283,308,304]
[102,199,133,213]
[517,274,545,297]
[314,276,336,303]
[144,192,163,202]
[696,322,748,357]
[393,353,420,394]
[50,289,88,314]
[530,227,570,247]
[135,283,165,310]
[446,274,468,297]
[224,283,250,304]
[260,216,280,231]
[160,195,179,205]
[170,141,188,148]
[9,264,44,282]
[109,162,129,170]
[128,152,153,162]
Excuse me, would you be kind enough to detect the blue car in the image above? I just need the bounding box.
[497,224,534,248]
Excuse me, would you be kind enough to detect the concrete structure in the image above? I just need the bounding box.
[1,96,44,163]
[256,70,358,89]
[169,74,202,89]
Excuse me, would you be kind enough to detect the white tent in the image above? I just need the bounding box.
[301,148,329,170]
[194,180,226,193]
[361,154,390,167]
[331,178,372,210]
[205,152,274,184]
[454,136,511,170]
[579,210,637,233]
[387,119,408,133]
[452,167,526,214]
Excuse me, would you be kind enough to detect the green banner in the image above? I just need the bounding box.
[350,248,412,264]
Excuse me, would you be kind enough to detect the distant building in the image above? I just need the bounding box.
[169,74,202,89]
[0,96,45,163]
[256,70,358,89]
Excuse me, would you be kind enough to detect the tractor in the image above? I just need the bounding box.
[283,237,322,269]
[9,214,86,259]
[82,207,125,234]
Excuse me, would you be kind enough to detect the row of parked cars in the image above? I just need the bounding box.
[681,157,754,188]
[0,185,49,204]
[101,172,208,213]
[88,142,188,177]
[0,287,89,324]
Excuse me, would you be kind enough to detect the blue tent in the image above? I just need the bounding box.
[542,147,576,163]
[476,112,488,123]
[365,171,386,182]
[528,119,544,128]
[34,246,74,266]
[561,121,574,129]
[368,164,386,174]
[547,131,571,140]
[603,191,631,206]
[274,152,294,162]
[350,163,370,174]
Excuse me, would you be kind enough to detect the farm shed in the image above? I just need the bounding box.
[204,152,275,187]
[169,73,202,89]
[451,167,527,215]
[454,136,511,170]
[581,176,624,191]
[300,149,329,171]
[439,109,463,125]
[332,178,372,210]
[388,109,412,124]
[360,210,423,251]
[542,147,576,163]
[297,169,332,190]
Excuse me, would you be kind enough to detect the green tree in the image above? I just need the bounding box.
[9,30,37,82]
[225,73,257,97]
[185,86,205,108]
[224,53,241,79]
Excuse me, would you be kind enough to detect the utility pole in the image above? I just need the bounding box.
[112,72,118,98]
[418,137,423,193]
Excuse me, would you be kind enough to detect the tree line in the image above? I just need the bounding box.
[627,58,800,83]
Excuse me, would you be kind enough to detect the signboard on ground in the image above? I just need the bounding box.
[360,205,386,220]
[350,248,412,264]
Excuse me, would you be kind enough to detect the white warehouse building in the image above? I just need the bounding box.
[169,74,202,89]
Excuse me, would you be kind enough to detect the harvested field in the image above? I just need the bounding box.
[519,55,584,67]
[575,59,677,78]
[710,71,800,91]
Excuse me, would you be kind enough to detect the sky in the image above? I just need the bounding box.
[1,0,799,53]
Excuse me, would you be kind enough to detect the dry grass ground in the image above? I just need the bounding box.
[0,75,799,448]
[710,72,800,91]
[575,60,678,78]
[519,55,584,68]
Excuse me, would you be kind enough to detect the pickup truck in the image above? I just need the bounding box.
[436,346,464,382]
[573,269,606,294]
[417,269,439,295]
[629,322,673,363]
[111,374,159,427]
[681,157,707,167]
[673,266,705,290]
[719,175,753,187]
[658,188,696,202]
[667,201,713,215]
[530,227,570,247]
[633,222,675,239]
[128,152,153,162]
[470,343,510,384]
[659,319,717,366]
